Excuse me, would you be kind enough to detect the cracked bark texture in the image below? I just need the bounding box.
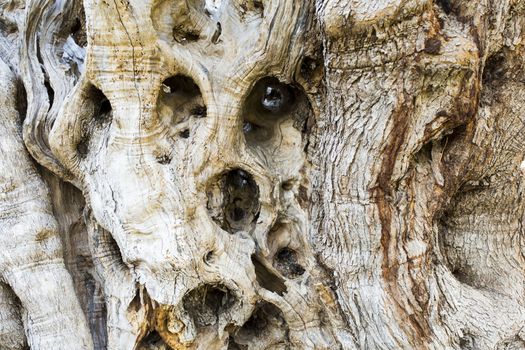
[0,0,524,349]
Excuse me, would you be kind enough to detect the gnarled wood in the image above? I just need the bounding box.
[0,0,524,349]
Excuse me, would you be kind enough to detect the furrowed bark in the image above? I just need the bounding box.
[0,0,524,349]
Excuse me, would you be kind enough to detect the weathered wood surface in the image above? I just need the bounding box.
[0,0,524,349]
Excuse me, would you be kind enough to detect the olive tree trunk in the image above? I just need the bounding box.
[0,0,524,349]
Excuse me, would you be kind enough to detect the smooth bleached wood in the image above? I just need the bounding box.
[0,0,524,349]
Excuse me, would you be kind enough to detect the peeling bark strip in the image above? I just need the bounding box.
[1,0,525,349]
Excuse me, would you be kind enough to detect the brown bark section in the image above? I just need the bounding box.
[375,96,432,346]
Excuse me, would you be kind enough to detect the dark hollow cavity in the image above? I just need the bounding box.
[281,180,294,191]
[158,75,204,128]
[230,301,289,348]
[44,81,55,110]
[260,80,294,115]
[436,0,454,15]
[98,97,112,116]
[173,26,200,44]
[247,77,296,118]
[274,247,305,278]
[190,105,207,118]
[183,284,236,328]
[15,79,28,122]
[239,302,285,337]
[71,4,87,47]
[76,138,89,158]
[211,22,222,44]
[138,331,167,349]
[242,77,301,144]
[89,87,112,123]
[482,51,507,84]
[161,75,201,97]
[180,129,190,138]
[207,169,260,234]
[224,170,260,231]
[300,55,324,84]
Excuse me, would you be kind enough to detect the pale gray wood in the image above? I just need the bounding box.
[0,0,524,349]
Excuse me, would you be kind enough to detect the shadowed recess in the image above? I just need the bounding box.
[273,247,305,279]
[207,169,260,234]
[157,75,205,136]
[251,255,287,296]
[229,301,289,349]
[182,284,236,329]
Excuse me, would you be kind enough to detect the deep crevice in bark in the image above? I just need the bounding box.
[15,78,27,122]
[251,255,287,296]
[70,4,87,48]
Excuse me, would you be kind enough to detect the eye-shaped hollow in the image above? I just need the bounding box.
[242,77,301,144]
[157,75,206,137]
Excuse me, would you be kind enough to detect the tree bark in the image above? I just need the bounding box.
[0,0,524,349]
